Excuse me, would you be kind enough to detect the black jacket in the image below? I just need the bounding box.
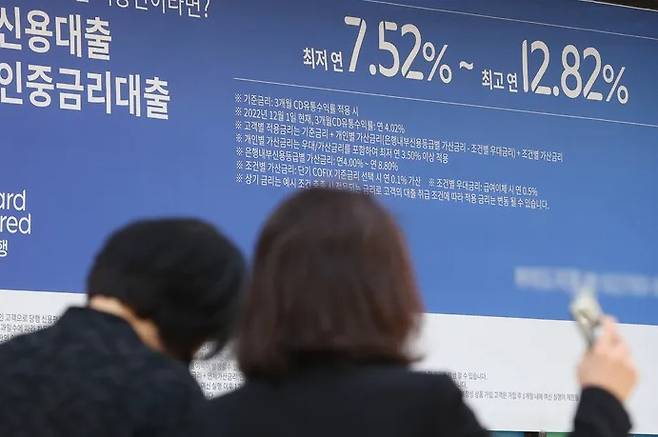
[0,307,204,437]
[200,364,631,437]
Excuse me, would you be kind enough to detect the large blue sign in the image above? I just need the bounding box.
[1,0,657,323]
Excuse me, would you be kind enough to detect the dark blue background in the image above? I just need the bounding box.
[1,0,657,323]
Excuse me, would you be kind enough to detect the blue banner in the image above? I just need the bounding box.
[1,0,657,324]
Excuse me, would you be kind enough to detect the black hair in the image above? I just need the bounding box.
[87,218,246,363]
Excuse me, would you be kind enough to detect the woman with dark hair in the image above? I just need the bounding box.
[201,188,635,437]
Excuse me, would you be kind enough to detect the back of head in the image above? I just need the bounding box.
[87,218,245,362]
[237,188,422,378]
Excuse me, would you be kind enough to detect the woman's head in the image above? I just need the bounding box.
[237,188,422,378]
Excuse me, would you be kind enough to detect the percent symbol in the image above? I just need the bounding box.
[423,42,452,83]
[603,65,629,104]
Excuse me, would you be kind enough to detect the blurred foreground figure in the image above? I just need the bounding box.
[198,188,635,437]
[0,218,245,437]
